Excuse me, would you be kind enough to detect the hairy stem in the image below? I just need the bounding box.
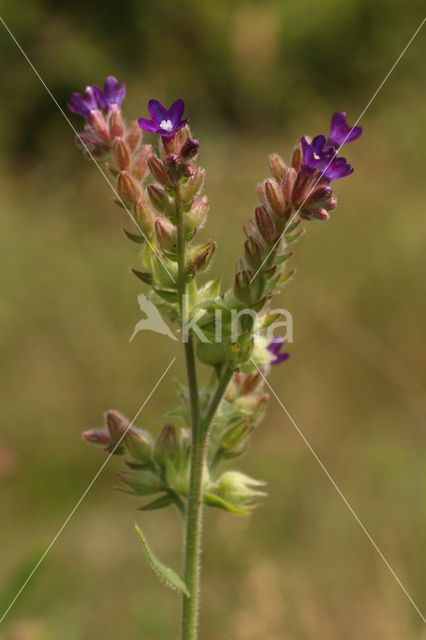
[175,183,234,639]
[175,183,202,640]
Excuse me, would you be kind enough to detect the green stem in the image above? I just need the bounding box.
[174,183,201,640]
[174,182,234,640]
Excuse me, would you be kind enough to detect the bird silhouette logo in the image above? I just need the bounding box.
[129,294,178,343]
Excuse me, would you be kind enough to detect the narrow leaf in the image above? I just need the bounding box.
[203,492,250,515]
[131,268,153,285]
[154,288,179,303]
[139,493,176,511]
[135,525,190,597]
[122,228,146,244]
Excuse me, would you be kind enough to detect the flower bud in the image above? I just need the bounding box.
[164,154,182,183]
[227,334,254,367]
[88,109,109,140]
[113,139,131,170]
[147,184,174,215]
[255,205,276,243]
[185,196,209,232]
[155,423,178,464]
[180,137,199,160]
[235,393,268,417]
[106,409,129,443]
[118,171,143,205]
[291,143,303,172]
[181,168,205,203]
[234,270,254,304]
[182,164,196,177]
[243,218,259,238]
[148,155,169,186]
[118,469,164,496]
[125,428,153,462]
[108,108,125,138]
[268,153,286,182]
[220,419,251,457]
[155,218,177,255]
[236,372,264,394]
[256,182,269,208]
[282,167,297,206]
[126,120,142,152]
[134,200,155,235]
[265,179,285,214]
[133,144,153,180]
[212,471,266,512]
[244,237,263,269]
[82,429,111,446]
[187,241,216,275]
[305,184,332,204]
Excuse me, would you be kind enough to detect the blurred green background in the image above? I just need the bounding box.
[1,0,426,638]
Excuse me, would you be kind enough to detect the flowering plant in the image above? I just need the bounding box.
[69,76,362,639]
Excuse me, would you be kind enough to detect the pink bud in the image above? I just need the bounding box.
[82,430,111,446]
[133,145,152,180]
[268,153,286,182]
[148,155,169,186]
[155,217,177,254]
[113,139,131,171]
[88,110,109,140]
[282,168,297,207]
[134,200,155,235]
[255,205,276,243]
[291,143,303,172]
[108,108,125,138]
[185,196,209,232]
[125,120,142,152]
[118,171,142,205]
[264,179,285,214]
[147,184,173,214]
[187,241,216,274]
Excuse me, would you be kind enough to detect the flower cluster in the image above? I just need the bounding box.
[69,78,361,516]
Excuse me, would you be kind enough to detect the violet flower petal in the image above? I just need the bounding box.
[328,112,362,148]
[148,99,169,123]
[137,118,159,133]
[168,99,185,124]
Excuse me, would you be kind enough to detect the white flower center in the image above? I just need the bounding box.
[159,119,173,132]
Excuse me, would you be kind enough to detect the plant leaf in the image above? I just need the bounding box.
[135,525,190,597]
[139,493,176,511]
[203,492,250,515]
[122,228,146,243]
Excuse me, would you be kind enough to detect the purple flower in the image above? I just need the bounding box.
[299,111,362,183]
[94,76,126,112]
[300,135,353,182]
[267,338,289,366]
[67,85,98,118]
[138,99,188,139]
[327,112,362,149]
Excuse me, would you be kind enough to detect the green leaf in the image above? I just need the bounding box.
[139,493,176,511]
[139,492,186,516]
[131,268,153,285]
[203,492,250,515]
[135,525,190,596]
[122,228,146,244]
[154,288,179,303]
